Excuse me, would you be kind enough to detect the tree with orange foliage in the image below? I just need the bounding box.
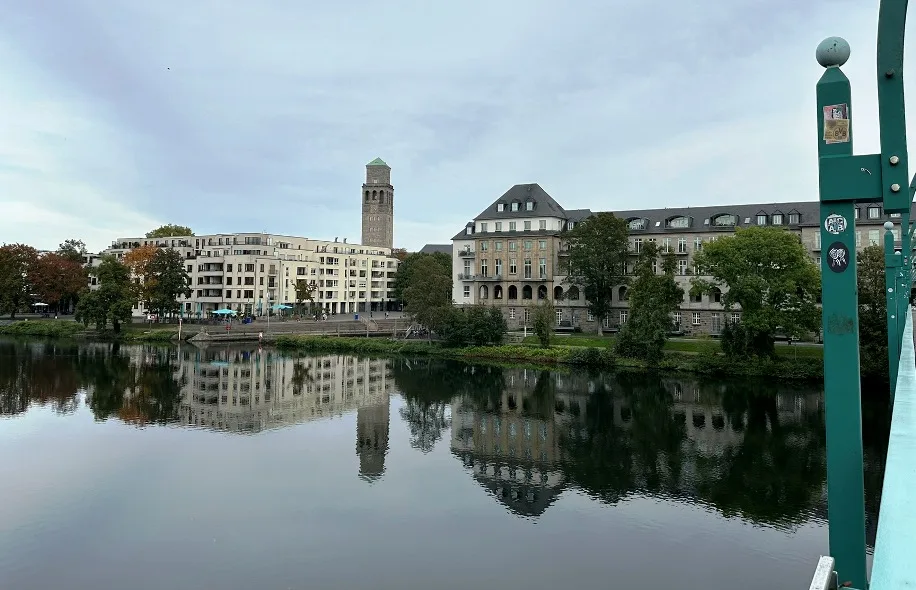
[30,253,87,314]
[123,244,158,306]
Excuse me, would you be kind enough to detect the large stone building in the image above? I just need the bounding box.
[451,183,915,335]
[101,232,399,317]
[361,158,395,250]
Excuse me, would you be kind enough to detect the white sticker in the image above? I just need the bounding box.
[824,213,847,235]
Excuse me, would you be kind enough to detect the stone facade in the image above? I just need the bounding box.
[361,158,394,249]
[451,184,916,336]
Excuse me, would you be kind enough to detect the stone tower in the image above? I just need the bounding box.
[356,398,390,482]
[361,158,394,249]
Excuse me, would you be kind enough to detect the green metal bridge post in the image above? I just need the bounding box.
[884,223,900,398]
[815,38,868,589]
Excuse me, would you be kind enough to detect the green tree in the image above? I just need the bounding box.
[0,244,38,319]
[531,300,555,348]
[403,255,452,334]
[393,252,452,304]
[147,248,191,318]
[57,239,87,264]
[146,224,194,238]
[75,255,135,333]
[295,279,316,315]
[691,227,821,356]
[615,243,684,363]
[562,212,630,335]
[438,305,506,347]
[856,245,889,378]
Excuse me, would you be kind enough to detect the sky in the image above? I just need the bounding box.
[2,0,915,254]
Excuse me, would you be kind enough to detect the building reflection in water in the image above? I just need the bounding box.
[177,344,392,480]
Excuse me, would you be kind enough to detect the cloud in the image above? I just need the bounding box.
[1,0,913,254]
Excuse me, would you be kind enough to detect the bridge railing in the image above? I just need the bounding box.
[868,304,916,589]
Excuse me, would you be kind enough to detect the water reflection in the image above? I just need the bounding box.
[0,338,890,542]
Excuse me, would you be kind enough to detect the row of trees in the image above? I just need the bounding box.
[0,240,90,318]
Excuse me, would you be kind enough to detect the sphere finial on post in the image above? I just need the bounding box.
[885,221,895,231]
[816,37,851,68]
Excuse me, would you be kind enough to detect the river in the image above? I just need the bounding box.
[0,338,890,590]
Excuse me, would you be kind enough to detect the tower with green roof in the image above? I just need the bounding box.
[361,157,394,249]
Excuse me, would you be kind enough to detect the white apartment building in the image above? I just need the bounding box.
[101,232,400,317]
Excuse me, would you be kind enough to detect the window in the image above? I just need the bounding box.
[509,241,517,251]
[731,312,741,323]
[673,312,681,327]
[756,214,767,225]
[524,221,532,231]
[651,259,658,274]
[539,258,547,278]
[463,286,470,298]
[667,216,690,228]
[524,259,532,278]
[509,259,517,274]
[868,230,880,245]
[525,201,534,211]
[260,264,264,272]
[509,308,516,319]
[538,240,547,250]
[712,214,737,226]
[815,232,821,249]
[662,238,672,253]
[480,241,489,252]
[524,240,532,250]
[495,222,503,231]
[495,241,503,251]
[620,310,628,324]
[694,237,703,251]
[772,213,783,225]
[628,218,646,230]
[245,264,255,272]
[692,312,701,326]
[495,259,503,275]
[712,313,721,333]
[587,311,594,322]
[497,203,505,212]
[633,238,642,253]
[463,260,471,275]
[868,207,881,219]
[480,260,488,277]
[893,229,901,241]
[536,220,545,230]
[815,257,821,266]
[524,308,530,322]
[511,202,520,212]
[556,310,563,325]
[509,221,517,231]
[789,212,800,224]
[678,259,688,275]
[854,208,860,219]
[480,222,488,232]
[677,237,687,253]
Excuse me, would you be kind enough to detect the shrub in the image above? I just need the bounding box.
[0,320,85,338]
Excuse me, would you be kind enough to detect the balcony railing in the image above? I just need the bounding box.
[458,249,475,257]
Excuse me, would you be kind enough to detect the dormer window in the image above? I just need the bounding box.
[868,206,881,219]
[465,227,472,235]
[525,201,534,211]
[666,216,690,229]
[628,218,647,230]
[772,213,784,225]
[511,202,520,212]
[712,214,737,227]
[789,211,800,224]
[497,203,505,212]
[756,214,767,225]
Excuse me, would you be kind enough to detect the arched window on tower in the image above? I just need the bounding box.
[364,190,370,202]
[372,190,378,200]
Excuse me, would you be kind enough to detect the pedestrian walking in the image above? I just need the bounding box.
[258,331,263,344]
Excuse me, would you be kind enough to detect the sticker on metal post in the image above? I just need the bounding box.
[823,104,849,144]
[827,242,850,273]
[824,213,847,235]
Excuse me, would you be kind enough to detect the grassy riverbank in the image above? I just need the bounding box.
[0,320,178,342]
[275,334,824,381]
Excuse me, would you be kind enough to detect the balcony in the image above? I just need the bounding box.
[477,274,504,282]
[457,273,476,280]
[458,249,475,258]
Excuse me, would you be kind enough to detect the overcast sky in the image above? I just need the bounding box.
[2,0,914,254]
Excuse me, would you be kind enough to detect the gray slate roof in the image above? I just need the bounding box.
[419,244,453,255]
[451,181,916,240]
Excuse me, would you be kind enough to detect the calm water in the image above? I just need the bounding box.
[0,338,890,590]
